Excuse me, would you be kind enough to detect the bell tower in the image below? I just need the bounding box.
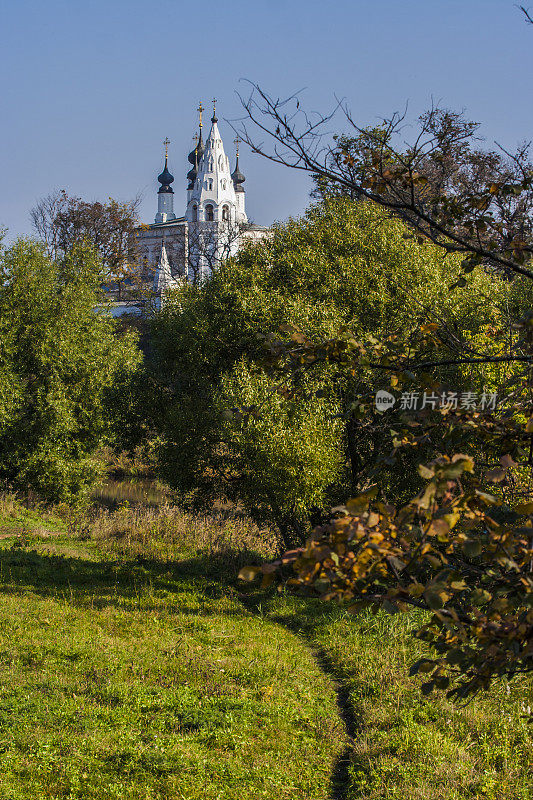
[139,99,266,294]
[185,100,247,226]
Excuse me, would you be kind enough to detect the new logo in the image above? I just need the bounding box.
[375,390,396,412]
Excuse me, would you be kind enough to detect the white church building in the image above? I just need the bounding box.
[136,102,268,301]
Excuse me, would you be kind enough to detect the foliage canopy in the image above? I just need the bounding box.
[0,238,141,502]
[150,198,503,539]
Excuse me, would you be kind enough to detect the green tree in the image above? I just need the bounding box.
[149,198,502,539]
[236,68,533,698]
[0,238,141,503]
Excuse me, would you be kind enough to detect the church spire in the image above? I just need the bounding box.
[186,102,247,227]
[158,137,174,193]
[231,137,245,193]
[155,138,176,223]
[153,241,174,297]
[187,103,205,189]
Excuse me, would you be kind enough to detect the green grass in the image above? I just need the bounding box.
[0,503,343,800]
[0,493,66,538]
[263,594,533,799]
[0,494,531,799]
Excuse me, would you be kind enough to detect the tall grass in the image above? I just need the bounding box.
[89,502,281,576]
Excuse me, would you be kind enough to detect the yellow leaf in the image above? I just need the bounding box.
[427,519,450,538]
[515,502,533,515]
[443,513,460,530]
[417,482,436,510]
[238,566,260,582]
[474,490,498,505]
[346,486,378,515]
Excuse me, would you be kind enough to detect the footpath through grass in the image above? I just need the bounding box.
[0,516,343,799]
[265,594,533,800]
[0,495,532,799]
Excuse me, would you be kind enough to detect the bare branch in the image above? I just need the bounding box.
[237,84,533,281]
[519,5,533,24]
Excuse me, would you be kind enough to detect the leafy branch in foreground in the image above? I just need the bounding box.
[241,454,533,701]
[237,270,533,701]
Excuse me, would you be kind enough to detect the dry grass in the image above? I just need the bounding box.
[0,492,18,517]
[98,445,158,480]
[89,502,281,576]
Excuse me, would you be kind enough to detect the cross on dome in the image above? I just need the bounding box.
[157,137,174,195]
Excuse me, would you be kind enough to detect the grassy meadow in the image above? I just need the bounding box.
[0,490,531,800]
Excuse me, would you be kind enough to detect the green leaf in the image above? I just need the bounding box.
[450,580,468,591]
[445,648,464,665]
[346,486,378,514]
[463,539,482,558]
[470,588,492,606]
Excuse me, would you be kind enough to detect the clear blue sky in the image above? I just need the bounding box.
[1,0,532,240]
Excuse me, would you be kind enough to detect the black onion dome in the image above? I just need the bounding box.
[188,130,205,167]
[231,154,245,193]
[158,156,174,193]
[187,142,200,190]
[187,167,197,189]
[196,130,205,164]
[187,158,197,189]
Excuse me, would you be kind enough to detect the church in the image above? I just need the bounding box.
[136,101,268,299]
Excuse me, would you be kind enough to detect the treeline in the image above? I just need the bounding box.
[145,198,524,541]
[0,196,528,519]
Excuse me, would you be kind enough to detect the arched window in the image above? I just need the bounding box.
[222,205,229,221]
[192,204,198,222]
[209,159,214,172]
[205,204,214,222]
